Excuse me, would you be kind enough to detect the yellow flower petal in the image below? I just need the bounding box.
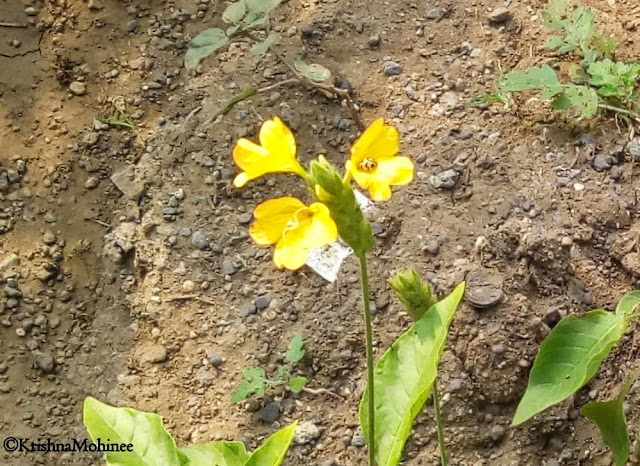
[249,197,305,245]
[367,180,393,202]
[232,117,305,186]
[375,156,414,185]
[350,118,399,164]
[273,203,338,270]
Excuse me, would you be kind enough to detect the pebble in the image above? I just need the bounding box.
[4,286,22,298]
[255,295,270,310]
[429,169,460,189]
[191,231,209,250]
[627,139,640,161]
[465,268,504,308]
[33,351,55,374]
[422,240,440,255]
[368,34,381,47]
[43,231,56,245]
[238,213,252,225]
[258,401,281,423]
[69,81,87,96]
[426,8,440,19]
[25,7,38,16]
[126,19,138,33]
[488,7,511,23]
[85,176,99,189]
[383,61,403,77]
[182,280,195,292]
[294,421,321,444]
[239,302,257,317]
[221,259,237,275]
[489,424,506,441]
[592,154,611,171]
[135,343,168,365]
[207,353,223,368]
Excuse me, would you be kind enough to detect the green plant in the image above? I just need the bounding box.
[83,396,297,466]
[494,0,640,125]
[231,334,308,403]
[513,291,640,465]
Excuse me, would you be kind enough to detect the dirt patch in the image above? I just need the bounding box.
[3,0,640,465]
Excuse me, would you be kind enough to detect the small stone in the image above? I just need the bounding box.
[69,81,87,96]
[255,295,270,310]
[239,302,257,317]
[25,7,38,16]
[544,307,563,327]
[489,424,506,441]
[43,231,56,245]
[429,169,460,189]
[191,231,209,250]
[422,240,440,255]
[85,176,99,189]
[258,401,281,423]
[561,236,573,246]
[207,353,223,368]
[611,165,624,181]
[126,19,138,33]
[592,154,611,171]
[83,132,100,145]
[627,139,640,161]
[465,268,504,308]
[426,8,440,19]
[238,213,252,225]
[33,351,55,374]
[383,61,403,76]
[135,342,168,365]
[221,259,237,275]
[4,286,22,298]
[351,432,366,447]
[447,379,465,392]
[294,421,321,445]
[182,280,195,292]
[6,298,19,309]
[354,20,364,33]
[368,34,381,47]
[488,7,511,23]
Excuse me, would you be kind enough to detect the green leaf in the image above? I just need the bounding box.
[241,14,268,31]
[231,367,269,403]
[185,28,230,70]
[388,269,436,322]
[512,310,627,426]
[286,335,305,363]
[587,59,640,101]
[245,0,281,15]
[83,397,182,466]
[244,422,297,466]
[293,60,332,83]
[222,1,246,25]
[581,397,630,466]
[498,66,559,92]
[551,85,599,118]
[541,0,596,57]
[616,291,640,317]
[288,377,307,394]
[226,25,240,37]
[250,34,278,55]
[359,283,466,466]
[179,441,249,466]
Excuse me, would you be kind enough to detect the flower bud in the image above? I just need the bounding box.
[388,269,436,321]
[309,156,374,256]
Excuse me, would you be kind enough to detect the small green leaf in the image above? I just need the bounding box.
[587,59,640,101]
[288,377,307,394]
[83,397,182,466]
[294,60,332,83]
[581,377,634,466]
[552,85,599,118]
[244,422,297,466]
[542,0,596,58]
[241,14,268,31]
[277,366,288,381]
[498,65,559,92]
[360,283,466,466]
[512,310,627,426]
[616,291,640,317]
[286,334,305,363]
[185,28,230,70]
[250,34,278,55]
[231,367,268,403]
[226,25,240,37]
[179,441,249,466]
[222,1,247,25]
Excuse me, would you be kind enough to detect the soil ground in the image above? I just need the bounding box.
[2,0,640,465]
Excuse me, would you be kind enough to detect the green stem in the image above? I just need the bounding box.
[432,380,448,466]
[597,103,640,122]
[357,253,376,466]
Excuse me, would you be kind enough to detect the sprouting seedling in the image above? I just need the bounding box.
[231,334,308,403]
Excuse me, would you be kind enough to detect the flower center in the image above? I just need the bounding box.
[357,158,378,173]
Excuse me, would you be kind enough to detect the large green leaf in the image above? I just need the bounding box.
[185,29,230,70]
[243,422,297,466]
[83,397,182,466]
[180,441,249,466]
[550,85,599,118]
[359,283,466,466]
[245,0,281,15]
[498,65,559,92]
[512,310,627,425]
[581,388,631,466]
[222,1,247,25]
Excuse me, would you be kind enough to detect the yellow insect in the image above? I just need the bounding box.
[358,158,378,173]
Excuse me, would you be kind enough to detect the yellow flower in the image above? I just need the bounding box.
[249,197,338,270]
[232,117,306,187]
[345,118,414,201]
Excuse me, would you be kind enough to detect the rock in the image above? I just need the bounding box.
[83,132,100,145]
[429,169,460,189]
[0,172,10,192]
[110,166,145,200]
[255,295,270,310]
[207,353,223,368]
[238,213,252,225]
[25,7,38,16]
[611,165,624,181]
[544,307,563,327]
[135,343,168,365]
[191,231,209,250]
[85,176,99,189]
[258,401,281,423]
[43,231,56,245]
[488,7,511,23]
[0,254,20,271]
[592,154,611,171]
[426,8,440,19]
[622,253,640,277]
[368,34,381,47]
[465,268,504,308]
[350,432,366,447]
[69,81,87,96]
[4,286,22,298]
[221,258,237,275]
[422,240,440,255]
[239,302,257,317]
[126,19,138,33]
[33,351,55,374]
[489,424,506,441]
[628,139,640,161]
[383,61,403,76]
[294,421,321,444]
